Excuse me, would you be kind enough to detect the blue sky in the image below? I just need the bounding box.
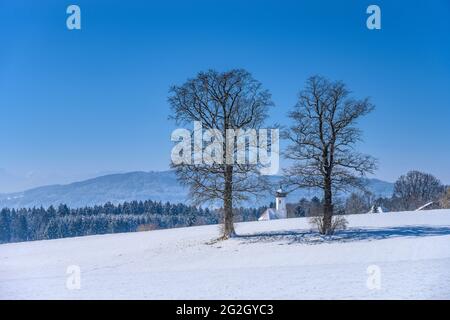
[0,0,449,191]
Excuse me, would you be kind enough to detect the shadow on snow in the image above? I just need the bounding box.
[235,225,450,245]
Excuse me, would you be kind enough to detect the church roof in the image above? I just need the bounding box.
[275,191,287,197]
[258,208,287,221]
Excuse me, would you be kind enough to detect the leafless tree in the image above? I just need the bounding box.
[168,69,274,239]
[309,215,348,235]
[393,170,444,210]
[283,75,377,235]
[345,192,373,215]
[439,187,450,209]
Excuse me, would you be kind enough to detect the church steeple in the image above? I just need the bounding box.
[275,188,287,214]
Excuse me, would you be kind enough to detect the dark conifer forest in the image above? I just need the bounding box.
[0,201,266,244]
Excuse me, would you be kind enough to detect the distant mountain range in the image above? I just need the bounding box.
[0,170,394,209]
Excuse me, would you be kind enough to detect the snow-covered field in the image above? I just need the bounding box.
[1,210,450,299]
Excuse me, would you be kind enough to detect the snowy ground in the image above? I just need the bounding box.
[1,209,450,299]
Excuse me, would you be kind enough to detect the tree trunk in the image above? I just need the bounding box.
[222,164,235,239]
[322,176,333,235]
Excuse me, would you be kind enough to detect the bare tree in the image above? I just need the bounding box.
[283,75,377,235]
[309,215,348,234]
[345,192,372,215]
[168,69,274,239]
[439,187,450,209]
[393,170,444,210]
[307,196,323,217]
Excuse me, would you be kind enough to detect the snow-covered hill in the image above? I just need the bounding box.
[1,210,449,299]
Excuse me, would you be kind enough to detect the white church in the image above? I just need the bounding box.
[258,189,288,221]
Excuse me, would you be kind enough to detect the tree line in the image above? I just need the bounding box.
[1,169,447,244]
[0,200,266,244]
[289,170,449,218]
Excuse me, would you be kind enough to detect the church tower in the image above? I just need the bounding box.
[275,188,287,218]
[258,188,288,221]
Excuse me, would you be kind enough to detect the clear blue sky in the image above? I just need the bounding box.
[1,0,449,191]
